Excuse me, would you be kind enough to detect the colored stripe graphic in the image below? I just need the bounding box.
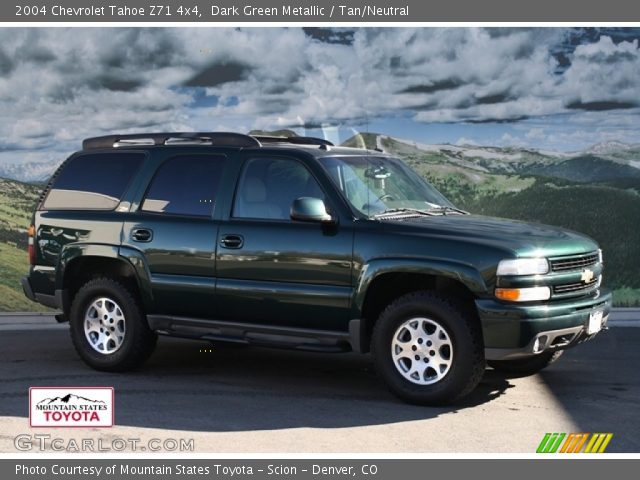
[598,433,613,453]
[560,433,577,453]
[536,433,551,453]
[537,433,566,453]
[561,433,589,453]
[584,433,599,453]
[538,433,613,453]
[549,433,565,453]
[585,433,613,453]
[572,433,590,453]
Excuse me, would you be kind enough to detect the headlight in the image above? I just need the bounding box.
[598,248,603,264]
[496,258,549,276]
[495,286,551,302]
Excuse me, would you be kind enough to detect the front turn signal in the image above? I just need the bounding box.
[495,286,550,302]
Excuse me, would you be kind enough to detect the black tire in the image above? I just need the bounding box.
[69,277,157,372]
[487,350,563,377]
[371,291,484,405]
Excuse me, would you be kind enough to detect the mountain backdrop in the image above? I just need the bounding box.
[1,135,639,311]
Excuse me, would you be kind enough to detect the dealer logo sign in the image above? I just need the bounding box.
[29,387,114,427]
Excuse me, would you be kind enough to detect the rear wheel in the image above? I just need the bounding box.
[69,278,157,371]
[371,291,484,405]
[487,350,564,377]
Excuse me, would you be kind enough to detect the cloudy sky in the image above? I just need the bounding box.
[0,27,639,179]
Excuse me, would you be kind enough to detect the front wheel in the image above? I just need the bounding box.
[487,350,564,377]
[371,291,484,405]
[69,278,157,372]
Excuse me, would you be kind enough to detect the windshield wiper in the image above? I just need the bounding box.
[372,208,437,218]
[425,205,468,215]
[372,206,468,219]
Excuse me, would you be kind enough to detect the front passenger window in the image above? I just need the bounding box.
[233,157,325,220]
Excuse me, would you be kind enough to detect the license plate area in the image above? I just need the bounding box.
[587,310,604,335]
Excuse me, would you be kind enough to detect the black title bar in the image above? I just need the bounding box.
[4,459,637,480]
[5,0,640,22]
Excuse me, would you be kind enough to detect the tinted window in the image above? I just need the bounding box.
[44,153,144,210]
[233,157,325,220]
[142,155,226,217]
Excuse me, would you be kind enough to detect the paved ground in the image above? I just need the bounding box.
[0,314,638,453]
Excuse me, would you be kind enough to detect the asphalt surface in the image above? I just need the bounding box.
[0,314,638,453]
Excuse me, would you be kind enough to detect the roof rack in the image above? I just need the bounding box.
[82,132,261,150]
[82,131,336,150]
[252,135,334,147]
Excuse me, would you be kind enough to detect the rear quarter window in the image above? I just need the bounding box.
[43,152,144,210]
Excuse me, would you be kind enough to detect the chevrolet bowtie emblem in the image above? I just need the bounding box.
[581,269,594,283]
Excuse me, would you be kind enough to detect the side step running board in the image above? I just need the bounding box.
[147,315,352,353]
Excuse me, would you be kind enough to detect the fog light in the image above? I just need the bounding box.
[533,335,548,353]
[495,286,551,302]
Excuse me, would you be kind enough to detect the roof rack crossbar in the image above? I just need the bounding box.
[164,137,213,146]
[251,135,334,147]
[113,138,156,147]
[82,132,261,150]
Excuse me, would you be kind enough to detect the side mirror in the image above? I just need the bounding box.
[290,197,335,223]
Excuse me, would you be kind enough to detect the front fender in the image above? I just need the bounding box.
[351,257,488,318]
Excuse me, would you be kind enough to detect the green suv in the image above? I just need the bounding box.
[22,132,612,405]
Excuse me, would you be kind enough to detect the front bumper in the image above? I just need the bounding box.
[477,289,612,360]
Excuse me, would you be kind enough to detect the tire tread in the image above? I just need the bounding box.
[69,277,156,372]
[371,290,484,405]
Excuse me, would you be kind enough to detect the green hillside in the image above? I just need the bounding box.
[0,242,51,311]
[0,178,50,312]
[526,156,640,183]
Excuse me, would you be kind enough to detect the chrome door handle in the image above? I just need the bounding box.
[131,228,153,242]
[220,234,243,249]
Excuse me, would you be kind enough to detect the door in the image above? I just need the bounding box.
[122,154,227,318]
[216,155,354,331]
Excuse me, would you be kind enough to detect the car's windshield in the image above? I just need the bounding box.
[318,156,454,218]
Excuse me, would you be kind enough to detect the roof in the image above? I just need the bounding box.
[81,132,383,157]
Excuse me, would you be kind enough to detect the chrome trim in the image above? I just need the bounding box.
[485,325,586,361]
[549,251,599,272]
[113,138,155,147]
[164,137,213,145]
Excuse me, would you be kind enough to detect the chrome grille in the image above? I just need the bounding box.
[550,252,599,272]
[553,277,599,294]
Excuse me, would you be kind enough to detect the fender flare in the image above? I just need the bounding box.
[348,257,488,353]
[55,243,154,311]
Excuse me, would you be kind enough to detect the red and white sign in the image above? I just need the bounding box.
[29,387,114,428]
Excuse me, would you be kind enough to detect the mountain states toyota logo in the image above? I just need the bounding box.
[29,387,114,427]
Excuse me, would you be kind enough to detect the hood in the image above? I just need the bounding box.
[384,214,599,258]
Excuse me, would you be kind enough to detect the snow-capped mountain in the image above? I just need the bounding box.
[0,161,59,183]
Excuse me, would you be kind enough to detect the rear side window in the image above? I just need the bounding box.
[141,155,226,217]
[43,153,144,210]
